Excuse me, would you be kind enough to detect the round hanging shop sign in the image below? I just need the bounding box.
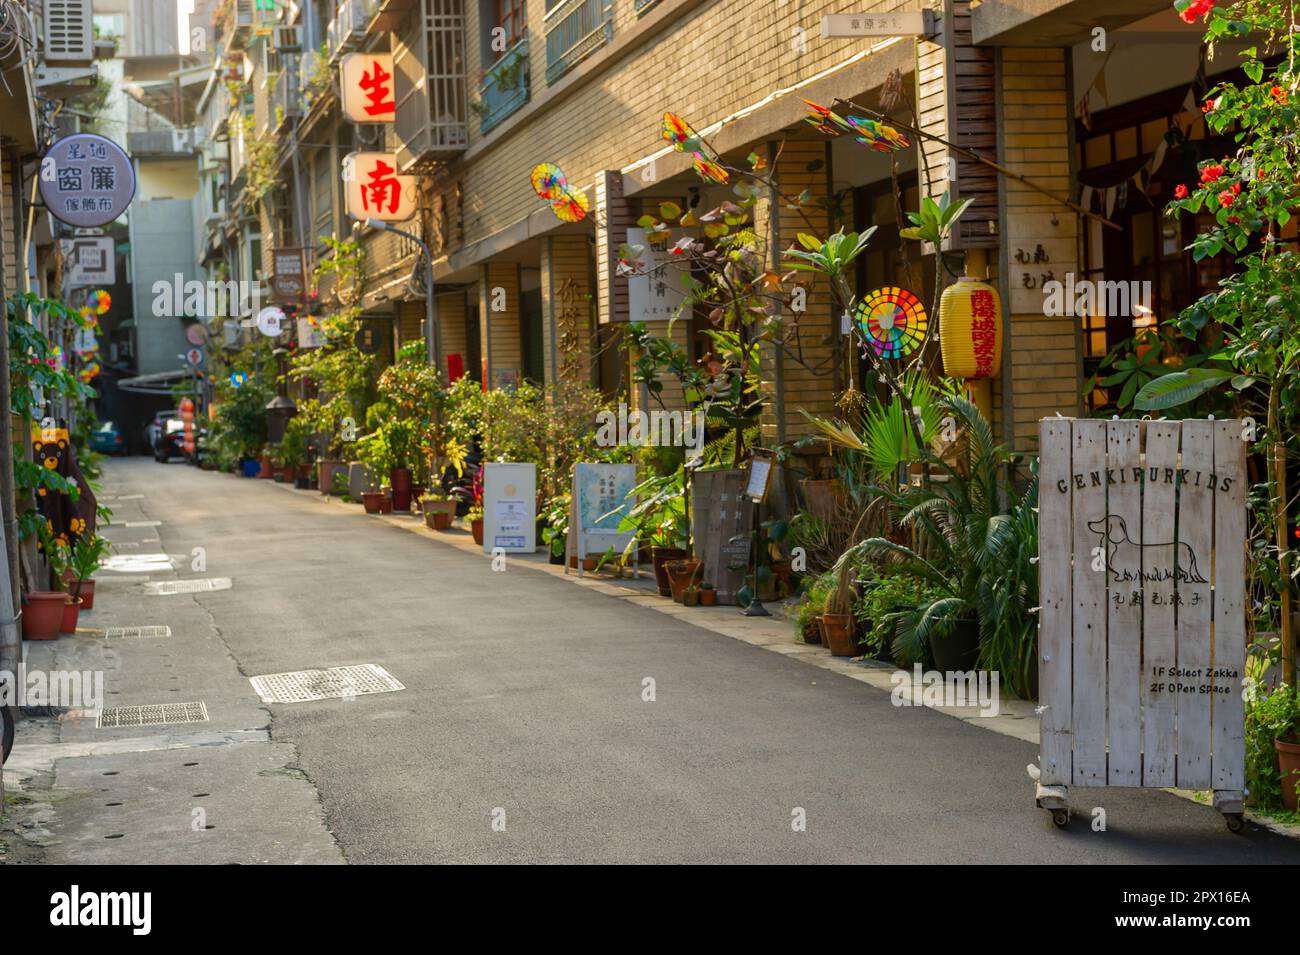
[39,134,136,228]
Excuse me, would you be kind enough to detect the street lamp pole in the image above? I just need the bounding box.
[365,219,439,371]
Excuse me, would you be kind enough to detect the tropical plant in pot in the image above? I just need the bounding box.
[66,533,112,615]
[279,415,313,488]
[1245,682,1300,811]
[467,504,485,546]
[540,490,571,565]
[617,470,688,596]
[820,557,860,657]
[421,492,456,530]
[698,581,716,606]
[850,396,1023,672]
[664,557,702,603]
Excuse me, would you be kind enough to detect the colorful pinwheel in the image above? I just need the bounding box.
[856,287,928,359]
[529,162,589,223]
[662,113,731,184]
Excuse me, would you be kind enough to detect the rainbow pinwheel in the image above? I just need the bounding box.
[856,287,928,359]
[662,113,731,184]
[86,289,111,315]
[530,162,589,223]
[802,99,910,153]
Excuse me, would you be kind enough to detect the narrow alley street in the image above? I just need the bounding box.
[6,458,1299,865]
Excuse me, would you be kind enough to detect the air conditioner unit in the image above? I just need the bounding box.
[43,0,94,64]
[273,25,302,52]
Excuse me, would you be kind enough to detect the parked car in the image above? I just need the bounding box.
[154,419,188,462]
[144,410,177,452]
[89,420,126,455]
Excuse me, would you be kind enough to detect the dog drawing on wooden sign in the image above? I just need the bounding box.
[1087,515,1208,584]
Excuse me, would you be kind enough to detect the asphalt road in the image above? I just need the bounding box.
[95,457,1300,863]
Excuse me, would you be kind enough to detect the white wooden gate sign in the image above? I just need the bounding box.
[1036,418,1247,830]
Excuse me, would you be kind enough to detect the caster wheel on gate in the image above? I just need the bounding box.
[1224,813,1244,833]
[1051,809,1069,829]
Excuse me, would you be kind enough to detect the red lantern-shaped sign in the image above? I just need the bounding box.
[180,397,196,455]
[341,54,396,123]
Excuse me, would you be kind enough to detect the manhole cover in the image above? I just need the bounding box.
[96,701,208,729]
[143,578,232,595]
[249,664,405,704]
[104,626,172,639]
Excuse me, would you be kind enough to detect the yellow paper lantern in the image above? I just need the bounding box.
[940,277,1003,380]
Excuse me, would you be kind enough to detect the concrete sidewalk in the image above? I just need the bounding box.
[3,470,342,864]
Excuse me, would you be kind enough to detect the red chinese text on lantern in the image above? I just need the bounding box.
[970,289,997,378]
[340,54,396,124]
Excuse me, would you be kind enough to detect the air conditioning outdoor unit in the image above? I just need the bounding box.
[44,0,94,64]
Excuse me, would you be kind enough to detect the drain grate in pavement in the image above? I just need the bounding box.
[104,626,172,639]
[249,664,405,704]
[121,521,162,528]
[143,578,232,595]
[96,701,209,729]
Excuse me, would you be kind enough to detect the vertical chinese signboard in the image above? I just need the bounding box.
[343,152,416,222]
[271,247,307,305]
[340,54,397,123]
[626,227,688,323]
[1036,417,1247,828]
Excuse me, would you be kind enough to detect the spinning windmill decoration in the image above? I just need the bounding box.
[856,287,928,359]
[662,112,731,184]
[530,162,590,223]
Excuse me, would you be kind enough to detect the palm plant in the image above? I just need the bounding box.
[841,395,1024,670]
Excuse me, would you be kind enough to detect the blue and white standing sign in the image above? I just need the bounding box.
[40,134,136,228]
[567,463,637,577]
[483,462,536,554]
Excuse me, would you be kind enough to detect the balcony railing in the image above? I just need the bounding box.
[327,0,381,61]
[544,0,612,84]
[393,0,469,170]
[272,60,302,128]
[478,36,529,135]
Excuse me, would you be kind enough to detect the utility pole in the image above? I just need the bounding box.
[0,142,19,798]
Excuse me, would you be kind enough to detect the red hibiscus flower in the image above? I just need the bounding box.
[1179,0,1217,24]
[1273,85,1288,104]
[1200,163,1226,184]
[1202,98,1216,114]
[1174,184,1189,199]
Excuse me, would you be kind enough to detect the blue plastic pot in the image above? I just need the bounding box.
[240,458,261,478]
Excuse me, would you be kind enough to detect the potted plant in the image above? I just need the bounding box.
[279,416,312,489]
[540,491,570,566]
[21,589,66,641]
[467,504,484,546]
[698,581,716,606]
[821,559,859,657]
[683,584,700,607]
[791,572,833,645]
[361,487,385,514]
[617,470,687,596]
[1246,682,1300,811]
[421,492,456,530]
[65,534,112,612]
[42,539,82,635]
[665,557,702,603]
[378,486,394,514]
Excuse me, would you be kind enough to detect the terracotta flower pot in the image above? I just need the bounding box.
[389,468,413,511]
[665,559,702,603]
[362,490,384,514]
[318,459,342,494]
[61,570,95,610]
[377,491,394,514]
[61,595,83,634]
[699,588,716,606]
[424,510,452,530]
[21,592,67,641]
[801,615,822,645]
[1277,738,1300,812]
[258,455,273,478]
[471,518,484,546]
[822,613,858,657]
[651,546,687,597]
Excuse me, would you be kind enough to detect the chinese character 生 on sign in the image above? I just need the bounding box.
[340,54,396,124]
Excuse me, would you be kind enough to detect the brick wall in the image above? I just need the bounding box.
[999,47,1081,452]
[478,261,521,385]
